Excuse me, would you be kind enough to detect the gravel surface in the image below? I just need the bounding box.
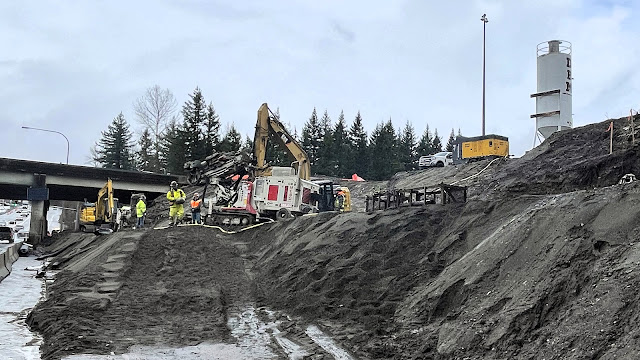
[27,115,640,359]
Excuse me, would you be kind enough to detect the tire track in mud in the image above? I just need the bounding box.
[30,225,355,359]
[226,236,355,359]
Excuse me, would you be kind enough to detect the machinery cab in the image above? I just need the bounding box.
[312,180,352,213]
[314,180,336,212]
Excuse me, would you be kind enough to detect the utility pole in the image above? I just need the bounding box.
[481,14,488,136]
[630,109,635,145]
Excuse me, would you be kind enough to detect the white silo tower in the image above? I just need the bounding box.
[531,40,572,145]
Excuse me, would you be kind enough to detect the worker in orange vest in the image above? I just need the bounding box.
[335,189,346,211]
[190,193,203,224]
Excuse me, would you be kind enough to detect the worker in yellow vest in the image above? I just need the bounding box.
[167,181,186,226]
[136,195,146,229]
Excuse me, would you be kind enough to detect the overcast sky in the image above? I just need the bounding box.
[2,0,640,166]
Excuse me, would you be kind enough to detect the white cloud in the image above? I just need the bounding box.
[2,0,640,165]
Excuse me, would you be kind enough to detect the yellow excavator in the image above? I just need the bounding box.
[79,179,122,233]
[252,103,351,215]
[183,103,351,225]
[253,103,311,180]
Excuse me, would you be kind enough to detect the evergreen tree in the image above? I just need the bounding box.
[398,121,418,170]
[348,111,369,178]
[137,128,155,171]
[368,119,401,180]
[301,108,322,169]
[241,135,253,153]
[160,118,186,174]
[181,87,207,161]
[446,128,456,152]
[219,124,242,152]
[315,110,334,175]
[432,129,443,152]
[332,110,350,177]
[93,112,136,170]
[458,128,462,137]
[204,102,221,155]
[417,125,434,156]
[265,107,290,166]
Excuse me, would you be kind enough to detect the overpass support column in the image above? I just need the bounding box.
[28,174,48,246]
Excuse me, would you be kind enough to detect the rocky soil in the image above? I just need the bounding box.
[27,114,640,359]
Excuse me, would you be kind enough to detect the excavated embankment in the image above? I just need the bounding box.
[27,115,640,359]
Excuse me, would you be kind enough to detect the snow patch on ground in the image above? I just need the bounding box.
[0,257,45,360]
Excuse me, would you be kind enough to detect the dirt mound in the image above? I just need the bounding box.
[249,184,640,359]
[28,227,243,359]
[27,115,640,359]
[245,116,640,358]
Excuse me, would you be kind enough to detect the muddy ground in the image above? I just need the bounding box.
[27,115,640,359]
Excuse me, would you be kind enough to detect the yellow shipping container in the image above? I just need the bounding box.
[454,135,509,163]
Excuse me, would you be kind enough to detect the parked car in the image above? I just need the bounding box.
[0,226,14,243]
[418,151,453,169]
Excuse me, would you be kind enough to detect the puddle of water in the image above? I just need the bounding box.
[227,305,309,359]
[64,343,251,359]
[226,305,279,359]
[259,308,309,360]
[0,256,45,360]
[306,325,354,360]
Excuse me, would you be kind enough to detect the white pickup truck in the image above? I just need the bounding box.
[418,151,453,169]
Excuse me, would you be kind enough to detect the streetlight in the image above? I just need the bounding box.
[22,126,70,164]
[481,13,488,136]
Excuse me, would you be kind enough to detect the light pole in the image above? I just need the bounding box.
[481,13,488,136]
[22,126,70,164]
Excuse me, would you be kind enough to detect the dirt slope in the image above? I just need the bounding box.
[28,115,640,359]
[247,115,640,358]
[28,228,242,359]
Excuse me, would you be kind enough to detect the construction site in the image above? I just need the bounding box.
[0,104,632,359]
[4,37,640,359]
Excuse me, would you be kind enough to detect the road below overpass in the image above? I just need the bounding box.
[0,157,184,245]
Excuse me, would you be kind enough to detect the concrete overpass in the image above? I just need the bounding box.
[0,157,184,244]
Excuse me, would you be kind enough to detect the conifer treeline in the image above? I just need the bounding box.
[296,108,457,180]
[92,86,457,181]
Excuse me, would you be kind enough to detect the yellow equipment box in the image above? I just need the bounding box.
[453,135,509,163]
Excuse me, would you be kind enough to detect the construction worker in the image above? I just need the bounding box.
[335,189,346,211]
[167,181,186,226]
[136,195,146,229]
[190,193,202,224]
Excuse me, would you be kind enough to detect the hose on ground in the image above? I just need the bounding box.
[450,156,507,186]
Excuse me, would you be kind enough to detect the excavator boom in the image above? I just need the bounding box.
[253,103,311,180]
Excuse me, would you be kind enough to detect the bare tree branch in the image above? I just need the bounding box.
[133,85,178,171]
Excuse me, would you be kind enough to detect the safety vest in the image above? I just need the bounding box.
[136,199,146,217]
[190,199,202,212]
[167,189,186,205]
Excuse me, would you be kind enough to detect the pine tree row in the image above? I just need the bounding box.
[91,86,245,174]
[299,108,460,180]
[91,85,459,180]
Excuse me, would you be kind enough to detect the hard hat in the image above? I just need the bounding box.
[194,193,199,197]
[170,181,178,187]
[140,195,146,199]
